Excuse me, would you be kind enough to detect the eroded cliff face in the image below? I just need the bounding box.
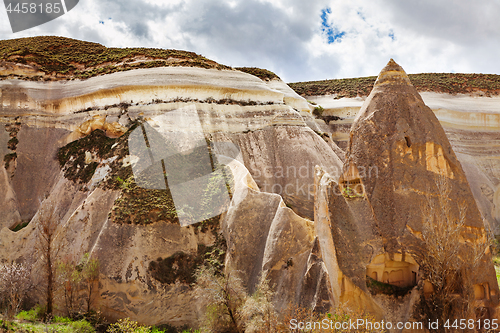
[307,84,500,236]
[1,47,499,330]
[0,64,339,326]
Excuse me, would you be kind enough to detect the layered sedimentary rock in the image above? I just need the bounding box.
[0,63,339,326]
[2,40,499,329]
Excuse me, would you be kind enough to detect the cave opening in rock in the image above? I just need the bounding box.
[405,136,411,147]
[366,253,419,289]
[339,161,365,198]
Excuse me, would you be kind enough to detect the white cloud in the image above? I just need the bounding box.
[1,0,499,82]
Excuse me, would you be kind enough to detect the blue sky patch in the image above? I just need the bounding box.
[357,10,366,21]
[321,7,346,44]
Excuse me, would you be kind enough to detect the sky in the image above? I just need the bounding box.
[1,0,499,83]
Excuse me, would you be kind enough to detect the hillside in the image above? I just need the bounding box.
[0,36,284,84]
[289,72,500,97]
[1,37,499,330]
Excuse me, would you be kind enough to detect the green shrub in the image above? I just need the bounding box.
[106,318,150,333]
[312,105,324,117]
[16,310,35,322]
[54,316,73,323]
[0,319,17,331]
[342,186,364,199]
[70,320,95,333]
[15,305,44,322]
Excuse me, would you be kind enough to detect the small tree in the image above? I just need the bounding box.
[194,265,246,333]
[35,203,62,318]
[0,263,32,318]
[241,273,278,333]
[57,253,100,317]
[405,176,489,331]
[57,257,83,317]
[80,253,100,314]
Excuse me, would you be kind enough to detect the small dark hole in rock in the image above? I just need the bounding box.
[405,136,411,147]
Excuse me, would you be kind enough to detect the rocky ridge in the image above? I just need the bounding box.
[0,37,336,326]
[0,36,498,329]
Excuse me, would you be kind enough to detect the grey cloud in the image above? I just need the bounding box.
[381,0,500,45]
[2,0,499,81]
[176,0,331,81]
[97,1,168,40]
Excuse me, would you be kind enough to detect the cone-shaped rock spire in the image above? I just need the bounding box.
[373,58,413,87]
[336,59,499,312]
[346,59,488,245]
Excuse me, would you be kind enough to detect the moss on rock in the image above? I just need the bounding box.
[148,235,227,285]
[57,129,116,183]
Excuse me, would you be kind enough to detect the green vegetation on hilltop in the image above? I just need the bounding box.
[409,72,500,95]
[235,67,280,81]
[0,36,231,80]
[0,36,283,83]
[289,72,500,97]
[290,76,377,98]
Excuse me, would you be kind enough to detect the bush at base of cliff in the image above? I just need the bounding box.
[106,318,151,333]
[1,316,95,333]
[105,318,198,333]
[194,265,246,333]
[69,320,95,333]
[15,305,45,322]
[277,305,383,333]
[240,275,278,333]
[194,267,283,333]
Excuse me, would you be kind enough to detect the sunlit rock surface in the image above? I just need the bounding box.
[307,80,500,236]
[313,59,499,323]
[1,54,499,329]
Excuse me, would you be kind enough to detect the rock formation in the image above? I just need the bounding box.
[314,59,499,323]
[1,37,499,329]
[305,80,500,237]
[0,37,340,326]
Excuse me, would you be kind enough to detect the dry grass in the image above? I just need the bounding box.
[0,36,284,84]
[235,67,280,81]
[0,36,231,81]
[289,72,500,97]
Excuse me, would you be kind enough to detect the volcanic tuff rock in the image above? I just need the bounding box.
[307,82,500,236]
[347,59,484,248]
[313,59,499,321]
[1,37,499,328]
[0,41,339,326]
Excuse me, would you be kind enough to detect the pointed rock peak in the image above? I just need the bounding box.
[374,58,413,88]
